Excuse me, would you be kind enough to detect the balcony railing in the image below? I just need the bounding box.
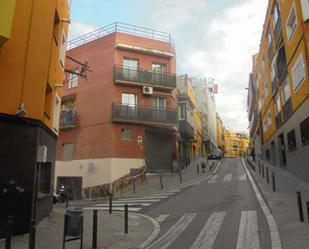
[276,112,282,128]
[274,16,282,41]
[114,66,176,89]
[67,22,176,51]
[283,98,293,121]
[60,111,76,128]
[179,120,195,140]
[277,44,287,81]
[112,103,177,125]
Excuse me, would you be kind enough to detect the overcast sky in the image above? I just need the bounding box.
[68,0,268,132]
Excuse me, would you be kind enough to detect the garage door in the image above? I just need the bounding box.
[145,131,173,172]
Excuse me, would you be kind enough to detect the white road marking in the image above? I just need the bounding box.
[168,189,181,193]
[241,158,282,249]
[153,193,175,196]
[239,173,247,181]
[155,214,170,223]
[94,203,152,207]
[208,175,219,184]
[84,207,141,212]
[145,213,197,249]
[189,212,226,249]
[117,196,169,201]
[223,173,233,182]
[109,199,160,203]
[236,211,260,249]
[212,160,222,174]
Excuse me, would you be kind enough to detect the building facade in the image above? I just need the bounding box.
[216,113,225,154]
[224,131,250,158]
[0,0,71,236]
[248,0,309,183]
[55,23,177,199]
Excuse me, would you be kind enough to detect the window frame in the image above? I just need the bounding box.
[282,77,291,104]
[53,92,61,132]
[286,2,298,44]
[292,52,306,92]
[275,94,281,115]
[263,119,267,133]
[121,129,133,141]
[287,129,297,151]
[265,80,269,98]
[69,69,79,89]
[179,104,186,121]
[59,29,67,69]
[267,110,272,128]
[300,116,309,145]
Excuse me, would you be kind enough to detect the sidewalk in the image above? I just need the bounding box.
[246,158,309,249]
[0,209,155,249]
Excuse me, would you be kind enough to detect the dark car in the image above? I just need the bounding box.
[208,149,223,160]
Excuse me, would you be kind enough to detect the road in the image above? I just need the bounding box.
[141,158,272,249]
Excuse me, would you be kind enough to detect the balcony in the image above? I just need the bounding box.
[112,103,177,126]
[283,98,293,121]
[114,65,176,90]
[60,111,76,129]
[274,16,282,41]
[179,120,195,140]
[276,112,282,128]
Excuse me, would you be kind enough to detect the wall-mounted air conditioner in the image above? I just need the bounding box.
[143,86,153,95]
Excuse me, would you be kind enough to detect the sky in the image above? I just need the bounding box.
[68,0,269,132]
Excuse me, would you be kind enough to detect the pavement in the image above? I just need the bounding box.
[245,158,309,249]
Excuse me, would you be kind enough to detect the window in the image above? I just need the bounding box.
[121,129,132,141]
[62,143,74,161]
[275,94,281,115]
[53,11,60,46]
[123,58,139,80]
[292,53,306,91]
[300,116,309,145]
[273,2,279,26]
[267,26,273,45]
[179,105,185,120]
[287,129,297,151]
[262,53,266,69]
[226,142,229,146]
[53,93,61,132]
[267,111,272,127]
[38,162,52,195]
[152,63,166,84]
[282,78,291,104]
[152,97,166,110]
[69,69,78,88]
[266,149,270,161]
[265,80,269,97]
[122,93,138,117]
[301,0,309,22]
[233,141,238,148]
[258,99,262,112]
[261,93,265,106]
[286,3,298,42]
[59,29,67,68]
[271,56,277,81]
[66,0,72,11]
[263,119,267,133]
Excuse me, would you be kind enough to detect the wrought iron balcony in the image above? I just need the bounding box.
[60,111,76,129]
[283,98,293,121]
[114,65,176,89]
[179,120,195,140]
[274,16,282,41]
[276,112,282,128]
[112,103,177,126]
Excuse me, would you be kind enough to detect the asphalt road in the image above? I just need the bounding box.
[143,158,271,249]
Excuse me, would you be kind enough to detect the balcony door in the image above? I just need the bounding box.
[122,93,138,118]
[152,97,166,122]
[123,58,139,81]
[152,63,166,85]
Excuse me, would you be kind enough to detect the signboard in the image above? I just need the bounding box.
[88,163,94,172]
[214,84,218,94]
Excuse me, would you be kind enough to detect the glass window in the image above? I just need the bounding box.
[152,97,166,109]
[179,105,185,120]
[263,119,267,133]
[122,93,137,106]
[121,129,132,141]
[123,58,139,80]
[292,53,306,91]
[69,69,78,88]
[300,116,309,145]
[286,3,298,42]
[53,93,61,132]
[267,111,272,127]
[282,78,291,104]
[59,29,67,68]
[275,94,281,115]
[152,63,166,85]
[265,80,269,97]
[287,129,297,151]
[267,26,272,45]
[271,56,277,81]
[261,93,265,106]
[273,2,279,25]
[262,53,266,69]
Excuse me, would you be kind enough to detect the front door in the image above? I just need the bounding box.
[277,133,287,168]
[152,97,166,122]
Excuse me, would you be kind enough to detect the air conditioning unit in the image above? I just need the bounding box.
[143,86,153,95]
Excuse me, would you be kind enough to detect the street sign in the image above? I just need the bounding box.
[88,163,94,172]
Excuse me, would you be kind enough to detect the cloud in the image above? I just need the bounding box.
[68,20,99,41]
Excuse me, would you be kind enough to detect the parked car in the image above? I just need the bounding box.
[208,149,223,160]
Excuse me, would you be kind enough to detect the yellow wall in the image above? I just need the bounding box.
[0,0,16,45]
[0,0,71,135]
[216,117,224,150]
[193,109,202,156]
[224,131,249,158]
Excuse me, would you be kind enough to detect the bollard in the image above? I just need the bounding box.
[124,204,129,234]
[112,183,115,197]
[297,191,304,222]
[179,170,183,183]
[92,210,98,249]
[266,167,269,183]
[197,164,200,174]
[272,172,276,192]
[306,202,309,229]
[120,181,123,196]
[109,194,113,214]
[262,164,265,178]
[160,175,164,189]
[29,218,36,249]
[133,178,136,195]
[253,165,256,172]
[5,216,13,249]
[259,161,261,174]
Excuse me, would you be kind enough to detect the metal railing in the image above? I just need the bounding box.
[112,103,177,125]
[283,98,293,121]
[113,65,176,88]
[67,22,176,51]
[60,111,76,127]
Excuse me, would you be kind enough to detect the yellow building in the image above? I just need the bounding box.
[216,113,225,153]
[193,108,203,159]
[224,131,249,158]
[248,0,309,183]
[0,0,71,236]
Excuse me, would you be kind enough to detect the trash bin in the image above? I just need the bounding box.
[201,162,206,169]
[66,207,84,237]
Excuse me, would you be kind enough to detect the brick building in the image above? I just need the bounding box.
[55,23,177,199]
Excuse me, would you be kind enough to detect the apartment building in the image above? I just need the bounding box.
[55,23,177,199]
[216,113,225,154]
[224,131,250,158]
[0,0,71,236]
[248,0,309,183]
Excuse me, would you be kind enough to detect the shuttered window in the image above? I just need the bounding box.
[62,143,74,161]
[292,53,306,91]
[300,116,309,145]
[287,129,297,151]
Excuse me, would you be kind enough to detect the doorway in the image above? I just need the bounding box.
[277,133,287,168]
[270,141,276,166]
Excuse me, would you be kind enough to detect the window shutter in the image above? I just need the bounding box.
[62,143,74,161]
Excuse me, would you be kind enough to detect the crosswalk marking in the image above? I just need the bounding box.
[208,175,219,184]
[239,173,247,181]
[117,196,169,201]
[155,214,170,223]
[236,211,260,249]
[109,199,160,203]
[145,213,197,249]
[223,173,233,182]
[94,203,152,207]
[84,207,141,212]
[189,212,226,249]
